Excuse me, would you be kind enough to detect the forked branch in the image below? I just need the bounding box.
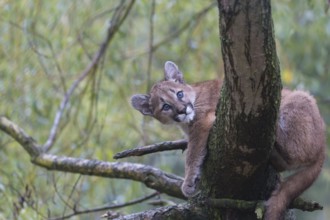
[0,116,184,199]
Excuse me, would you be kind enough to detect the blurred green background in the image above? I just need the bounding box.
[0,0,329,219]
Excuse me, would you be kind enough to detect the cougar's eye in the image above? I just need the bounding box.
[177,91,184,99]
[162,104,171,111]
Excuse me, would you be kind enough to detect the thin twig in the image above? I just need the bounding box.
[152,2,216,52]
[113,139,187,159]
[61,175,83,218]
[140,0,156,145]
[49,192,159,220]
[146,0,155,92]
[122,2,216,60]
[43,0,135,152]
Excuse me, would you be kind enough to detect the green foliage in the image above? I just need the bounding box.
[0,0,329,219]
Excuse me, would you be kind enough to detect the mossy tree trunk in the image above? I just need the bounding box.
[200,0,283,219]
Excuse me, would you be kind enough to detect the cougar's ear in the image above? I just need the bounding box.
[164,61,184,83]
[131,94,153,116]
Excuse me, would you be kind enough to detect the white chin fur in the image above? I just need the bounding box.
[185,111,195,122]
[177,110,195,123]
[185,106,195,122]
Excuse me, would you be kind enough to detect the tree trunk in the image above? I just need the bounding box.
[200,0,282,219]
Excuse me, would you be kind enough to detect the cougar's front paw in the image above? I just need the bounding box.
[181,176,200,197]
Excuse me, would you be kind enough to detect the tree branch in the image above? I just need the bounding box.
[205,197,323,219]
[0,116,184,199]
[288,197,323,211]
[113,139,187,159]
[33,155,184,199]
[43,0,135,152]
[112,203,203,220]
[49,192,159,220]
[0,116,41,157]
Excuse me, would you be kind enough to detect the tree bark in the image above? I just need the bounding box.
[200,0,282,219]
[0,116,185,200]
[114,204,206,220]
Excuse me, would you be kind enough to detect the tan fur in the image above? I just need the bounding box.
[131,61,326,219]
[265,89,326,220]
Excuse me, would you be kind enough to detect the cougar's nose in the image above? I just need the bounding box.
[177,106,187,114]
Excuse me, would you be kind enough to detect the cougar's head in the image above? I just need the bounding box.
[131,61,196,124]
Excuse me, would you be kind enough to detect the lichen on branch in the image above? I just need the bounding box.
[0,116,184,199]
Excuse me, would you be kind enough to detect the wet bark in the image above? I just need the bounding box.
[199,0,283,219]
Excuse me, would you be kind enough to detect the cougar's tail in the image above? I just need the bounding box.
[265,151,325,220]
[281,152,324,201]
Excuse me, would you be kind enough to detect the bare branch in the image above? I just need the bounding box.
[33,155,184,199]
[288,197,323,211]
[49,192,159,220]
[114,196,322,220]
[113,139,187,159]
[205,197,323,216]
[0,116,41,157]
[43,0,135,152]
[0,116,184,199]
[113,203,202,220]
